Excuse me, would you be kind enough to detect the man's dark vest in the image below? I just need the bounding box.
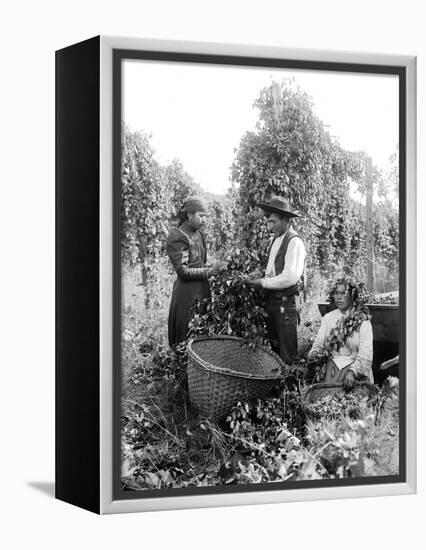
[265,227,305,297]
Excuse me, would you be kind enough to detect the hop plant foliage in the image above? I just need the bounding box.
[231,79,399,285]
[188,247,270,346]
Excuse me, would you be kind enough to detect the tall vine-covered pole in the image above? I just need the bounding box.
[365,156,375,292]
[231,79,373,281]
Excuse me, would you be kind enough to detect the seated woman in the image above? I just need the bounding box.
[308,274,374,390]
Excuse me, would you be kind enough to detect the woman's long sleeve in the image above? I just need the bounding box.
[166,229,210,281]
[349,320,373,379]
[308,316,328,358]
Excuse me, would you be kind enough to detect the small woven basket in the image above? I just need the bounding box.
[304,383,346,405]
[187,336,284,422]
[303,382,372,418]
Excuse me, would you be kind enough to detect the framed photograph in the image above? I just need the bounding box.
[55,36,416,514]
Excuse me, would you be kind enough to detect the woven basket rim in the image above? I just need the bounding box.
[303,381,372,401]
[187,335,284,380]
[306,381,371,390]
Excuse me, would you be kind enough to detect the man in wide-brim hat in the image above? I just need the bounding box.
[246,196,306,364]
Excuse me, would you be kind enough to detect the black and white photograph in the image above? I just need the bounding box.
[2,0,424,540]
[118,54,403,494]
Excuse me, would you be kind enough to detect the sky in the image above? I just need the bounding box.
[123,59,399,195]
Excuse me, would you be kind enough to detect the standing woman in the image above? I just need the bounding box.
[166,196,222,347]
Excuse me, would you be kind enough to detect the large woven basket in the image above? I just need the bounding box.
[187,336,284,422]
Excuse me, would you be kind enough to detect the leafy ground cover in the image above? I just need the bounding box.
[121,262,399,491]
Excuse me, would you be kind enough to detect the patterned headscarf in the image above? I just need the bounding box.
[182,196,208,214]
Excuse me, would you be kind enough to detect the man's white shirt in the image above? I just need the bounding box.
[261,230,306,290]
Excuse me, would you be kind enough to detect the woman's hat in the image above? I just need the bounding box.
[182,196,208,214]
[256,196,301,218]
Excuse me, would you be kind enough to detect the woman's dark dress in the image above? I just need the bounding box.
[166,221,210,347]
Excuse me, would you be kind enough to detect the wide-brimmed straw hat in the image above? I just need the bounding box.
[256,196,301,218]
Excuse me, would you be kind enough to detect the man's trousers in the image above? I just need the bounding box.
[265,292,299,365]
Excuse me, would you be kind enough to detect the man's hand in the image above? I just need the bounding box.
[343,370,356,391]
[246,278,263,289]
